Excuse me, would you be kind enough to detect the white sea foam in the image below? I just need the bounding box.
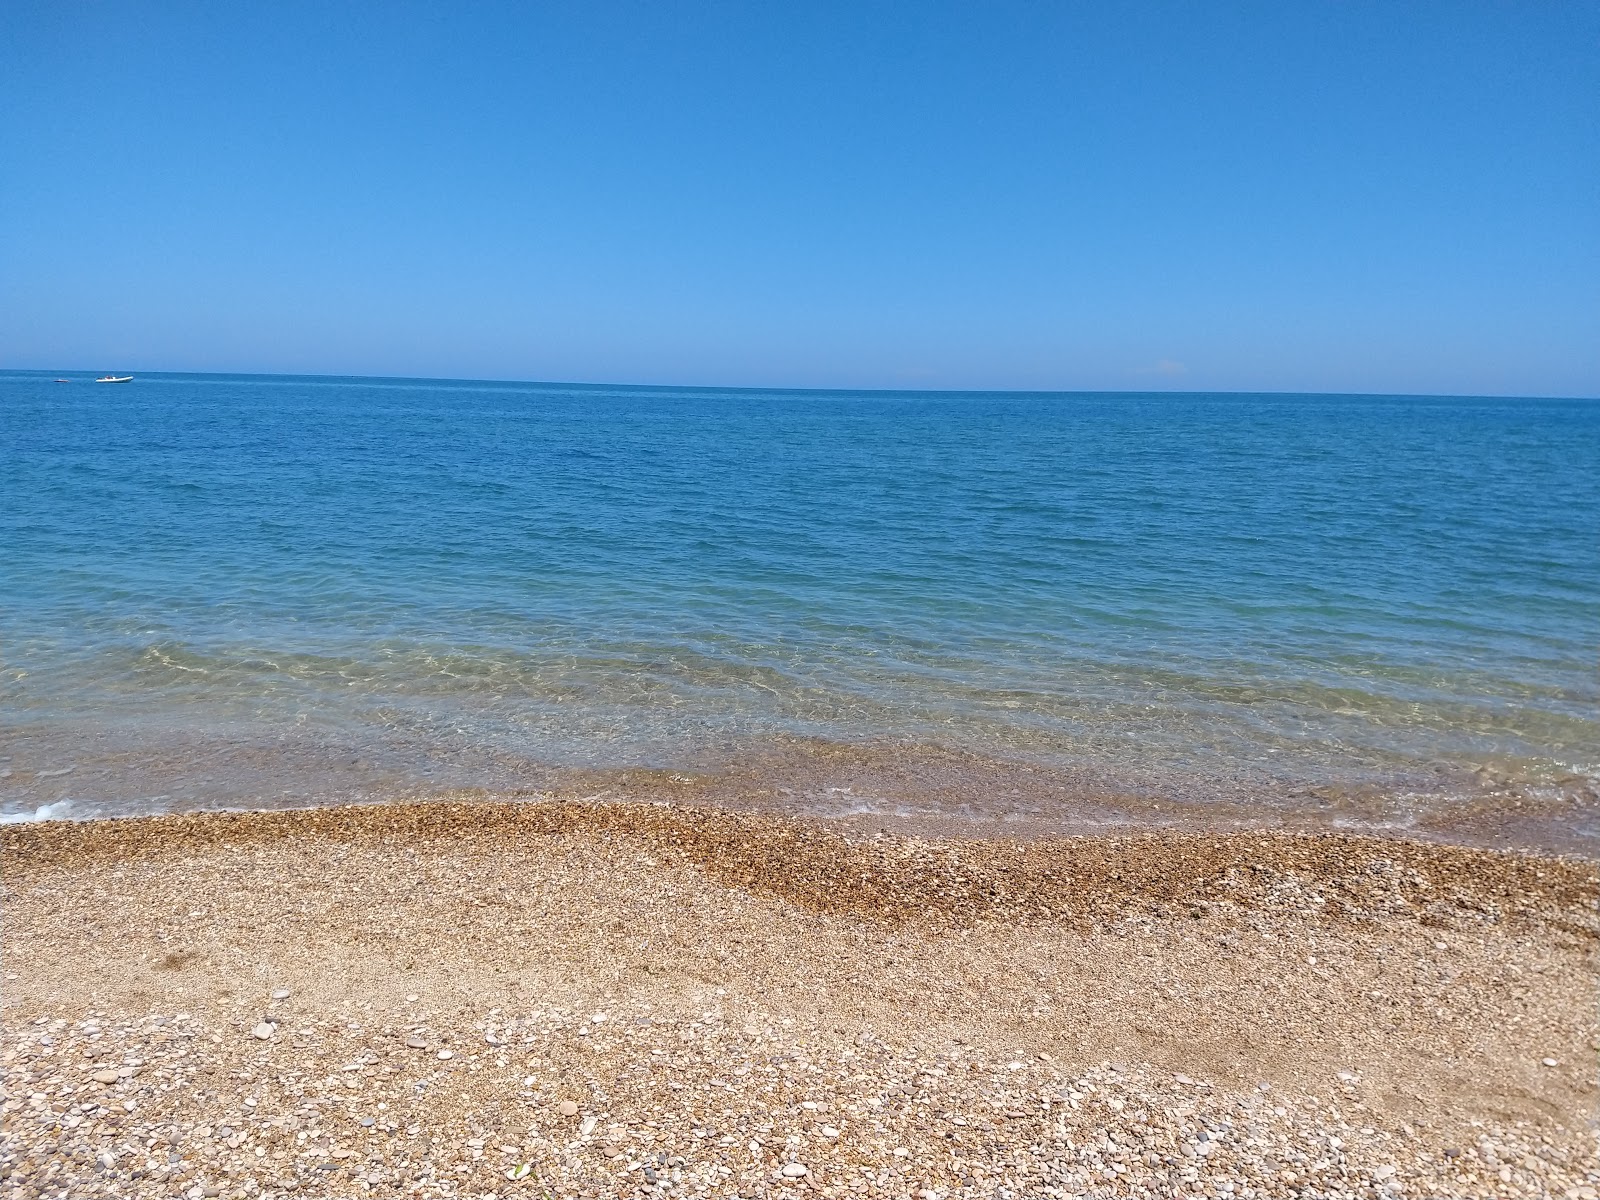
[0,800,78,824]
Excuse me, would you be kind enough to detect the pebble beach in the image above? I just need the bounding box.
[2,799,1596,1200]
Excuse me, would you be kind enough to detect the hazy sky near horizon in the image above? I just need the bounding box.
[3,2,1596,395]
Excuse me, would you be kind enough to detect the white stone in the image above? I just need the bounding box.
[781,1163,808,1178]
[271,989,290,1000]
[437,1049,454,1060]
[251,1023,275,1040]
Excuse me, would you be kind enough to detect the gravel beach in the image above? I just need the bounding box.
[2,799,1596,1199]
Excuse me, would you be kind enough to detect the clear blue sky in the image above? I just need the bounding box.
[3,2,1596,394]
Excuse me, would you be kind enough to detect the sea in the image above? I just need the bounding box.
[3,372,1596,853]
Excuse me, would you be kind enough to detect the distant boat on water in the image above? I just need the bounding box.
[95,375,133,383]
[53,378,71,383]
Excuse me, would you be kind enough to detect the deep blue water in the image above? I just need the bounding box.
[3,372,1597,847]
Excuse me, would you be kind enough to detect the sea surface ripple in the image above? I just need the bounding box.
[2,372,1596,850]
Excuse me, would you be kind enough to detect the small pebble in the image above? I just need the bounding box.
[558,1100,579,1117]
[250,1023,275,1040]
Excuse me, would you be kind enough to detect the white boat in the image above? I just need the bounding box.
[95,375,133,383]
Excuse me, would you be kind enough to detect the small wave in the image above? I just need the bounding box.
[0,800,79,824]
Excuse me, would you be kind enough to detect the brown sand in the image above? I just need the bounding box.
[2,798,1596,1199]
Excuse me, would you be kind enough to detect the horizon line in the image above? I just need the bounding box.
[3,366,1596,404]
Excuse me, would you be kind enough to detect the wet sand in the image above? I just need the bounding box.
[2,798,1597,1199]
[7,731,1596,858]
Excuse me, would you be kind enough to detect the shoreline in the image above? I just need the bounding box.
[5,728,1596,860]
[6,742,1593,864]
[4,799,1597,1198]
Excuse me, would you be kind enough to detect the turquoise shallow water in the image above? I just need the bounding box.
[2,372,1597,848]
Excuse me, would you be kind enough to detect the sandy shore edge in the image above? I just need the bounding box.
[6,796,1596,929]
